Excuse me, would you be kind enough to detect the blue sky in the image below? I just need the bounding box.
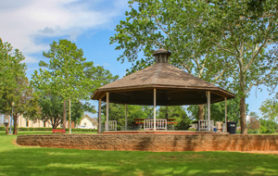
[0,0,275,117]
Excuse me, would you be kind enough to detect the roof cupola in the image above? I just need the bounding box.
[153,48,171,63]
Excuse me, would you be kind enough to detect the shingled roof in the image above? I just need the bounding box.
[92,49,234,106]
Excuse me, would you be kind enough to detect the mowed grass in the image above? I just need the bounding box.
[0,131,278,176]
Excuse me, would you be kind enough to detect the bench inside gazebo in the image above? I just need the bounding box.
[92,49,235,133]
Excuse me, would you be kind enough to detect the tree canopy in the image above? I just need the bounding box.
[260,95,278,122]
[0,38,38,134]
[32,39,118,130]
[111,0,278,134]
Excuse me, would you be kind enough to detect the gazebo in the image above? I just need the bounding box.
[92,49,235,133]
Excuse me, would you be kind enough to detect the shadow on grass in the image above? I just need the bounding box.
[0,146,278,176]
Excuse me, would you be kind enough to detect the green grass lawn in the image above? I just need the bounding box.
[0,131,278,176]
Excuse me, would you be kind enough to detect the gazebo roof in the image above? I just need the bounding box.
[92,50,235,106]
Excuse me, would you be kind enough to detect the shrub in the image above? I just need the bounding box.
[0,127,97,132]
[259,119,278,134]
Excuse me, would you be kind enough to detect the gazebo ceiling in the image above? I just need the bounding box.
[96,88,229,106]
[92,49,235,105]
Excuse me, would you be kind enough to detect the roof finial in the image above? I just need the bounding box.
[153,48,171,63]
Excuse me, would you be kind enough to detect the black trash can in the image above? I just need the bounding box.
[227,122,237,134]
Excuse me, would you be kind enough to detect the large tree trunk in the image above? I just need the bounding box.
[240,97,247,134]
[63,100,66,130]
[198,105,205,120]
[50,117,60,129]
[5,123,9,135]
[68,99,72,134]
[13,114,18,135]
[239,66,248,134]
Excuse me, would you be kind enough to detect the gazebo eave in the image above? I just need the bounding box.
[91,85,235,106]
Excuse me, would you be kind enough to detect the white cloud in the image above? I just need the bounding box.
[0,0,127,63]
[23,56,39,64]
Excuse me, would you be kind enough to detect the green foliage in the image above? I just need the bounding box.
[34,39,91,101]
[158,106,191,130]
[0,38,39,134]
[111,0,277,134]
[34,90,92,129]
[0,38,26,113]
[0,127,96,132]
[103,104,191,130]
[187,97,243,122]
[37,92,64,129]
[111,0,230,86]
[247,117,260,134]
[260,96,278,122]
[259,119,278,134]
[211,98,243,122]
[36,39,118,101]
[32,39,117,130]
[103,103,153,129]
[207,0,277,94]
[71,102,94,123]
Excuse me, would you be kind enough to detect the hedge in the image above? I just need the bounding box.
[0,126,97,132]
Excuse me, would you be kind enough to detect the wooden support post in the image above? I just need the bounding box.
[98,99,102,133]
[68,99,71,134]
[207,91,211,131]
[105,92,109,131]
[153,88,157,131]
[225,97,227,132]
[125,104,128,130]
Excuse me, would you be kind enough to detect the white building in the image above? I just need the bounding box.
[77,115,98,129]
[0,114,63,128]
[0,114,4,126]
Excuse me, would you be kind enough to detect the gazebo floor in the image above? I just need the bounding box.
[102,130,216,135]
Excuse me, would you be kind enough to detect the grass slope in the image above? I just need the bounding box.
[0,131,278,176]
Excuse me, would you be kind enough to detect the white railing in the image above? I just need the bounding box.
[105,120,117,131]
[198,120,214,131]
[144,119,167,130]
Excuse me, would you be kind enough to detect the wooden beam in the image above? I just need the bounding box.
[98,99,102,134]
[207,91,211,131]
[105,92,109,131]
[225,97,227,132]
[153,88,157,131]
[125,104,128,130]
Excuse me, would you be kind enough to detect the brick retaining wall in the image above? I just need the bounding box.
[16,134,278,152]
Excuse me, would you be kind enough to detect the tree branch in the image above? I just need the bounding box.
[245,21,273,71]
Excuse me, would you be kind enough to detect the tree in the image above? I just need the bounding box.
[187,97,243,126]
[40,40,92,133]
[38,91,64,129]
[35,89,91,129]
[111,0,278,134]
[158,106,191,130]
[260,95,278,122]
[33,39,118,132]
[259,119,278,134]
[102,103,153,129]
[71,101,95,124]
[247,112,260,133]
[205,0,277,134]
[0,38,36,134]
[110,0,234,121]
